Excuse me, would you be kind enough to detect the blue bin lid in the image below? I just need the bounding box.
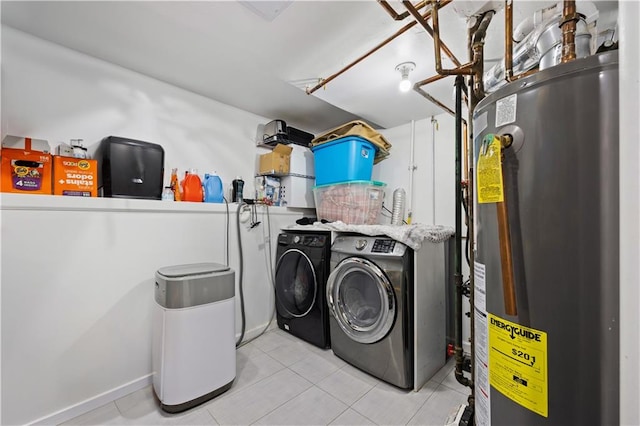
[313,180,386,190]
[310,136,378,152]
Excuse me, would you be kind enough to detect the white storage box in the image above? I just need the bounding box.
[289,144,315,178]
[280,175,315,208]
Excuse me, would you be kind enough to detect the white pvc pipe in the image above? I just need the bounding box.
[431,116,437,225]
[408,119,416,222]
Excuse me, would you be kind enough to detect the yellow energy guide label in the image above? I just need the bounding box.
[488,314,548,417]
[477,134,504,203]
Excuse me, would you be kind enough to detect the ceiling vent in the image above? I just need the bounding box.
[239,1,293,22]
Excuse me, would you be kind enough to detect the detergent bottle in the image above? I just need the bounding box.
[204,172,224,203]
[170,168,182,201]
[232,177,244,203]
[182,168,203,202]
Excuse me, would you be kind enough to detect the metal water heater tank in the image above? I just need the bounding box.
[472,51,618,425]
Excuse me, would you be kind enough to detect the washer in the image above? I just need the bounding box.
[328,234,448,390]
[275,230,331,349]
[327,235,414,388]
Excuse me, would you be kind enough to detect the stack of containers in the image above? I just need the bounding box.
[311,135,386,225]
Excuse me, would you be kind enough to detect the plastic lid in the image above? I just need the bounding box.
[311,136,378,152]
[157,262,230,278]
[313,180,386,189]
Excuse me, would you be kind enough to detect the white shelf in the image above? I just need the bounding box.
[0,193,299,215]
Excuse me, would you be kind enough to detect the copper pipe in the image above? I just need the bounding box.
[414,73,448,87]
[413,73,454,116]
[510,68,539,81]
[378,0,428,21]
[414,86,455,116]
[430,1,474,75]
[503,1,540,82]
[306,0,452,94]
[560,0,578,63]
[497,204,517,315]
[403,1,468,70]
[413,72,471,122]
[497,135,517,316]
[475,12,494,94]
[505,0,514,81]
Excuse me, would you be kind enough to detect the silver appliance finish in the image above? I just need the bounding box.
[155,262,235,309]
[535,17,591,70]
[327,235,414,389]
[327,257,396,344]
[474,51,618,425]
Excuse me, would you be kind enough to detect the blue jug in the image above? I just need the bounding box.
[204,172,224,203]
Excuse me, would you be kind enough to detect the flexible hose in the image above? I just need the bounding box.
[235,202,246,347]
[236,205,277,348]
[224,196,230,267]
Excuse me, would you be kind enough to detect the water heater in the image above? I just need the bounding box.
[472,51,618,425]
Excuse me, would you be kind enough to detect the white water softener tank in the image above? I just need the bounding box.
[152,263,236,412]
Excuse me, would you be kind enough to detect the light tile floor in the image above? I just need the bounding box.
[62,328,469,426]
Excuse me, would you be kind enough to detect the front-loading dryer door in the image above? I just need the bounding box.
[275,249,317,318]
[327,257,396,344]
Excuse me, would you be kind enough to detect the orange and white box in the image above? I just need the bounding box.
[52,156,98,197]
[1,137,52,195]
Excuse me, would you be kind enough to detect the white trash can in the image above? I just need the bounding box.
[152,262,235,412]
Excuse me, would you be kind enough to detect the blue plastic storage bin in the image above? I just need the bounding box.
[311,136,376,185]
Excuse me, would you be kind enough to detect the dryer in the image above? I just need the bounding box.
[327,234,446,390]
[275,231,331,349]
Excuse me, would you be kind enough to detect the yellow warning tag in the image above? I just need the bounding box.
[488,314,548,417]
[477,134,504,203]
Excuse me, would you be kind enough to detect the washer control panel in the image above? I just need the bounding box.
[304,235,327,247]
[331,236,407,257]
[355,239,368,251]
[278,233,327,247]
[372,239,396,253]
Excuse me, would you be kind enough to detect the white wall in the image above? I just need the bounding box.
[0,27,306,425]
[1,197,300,425]
[376,115,472,353]
[1,26,261,192]
[376,115,466,229]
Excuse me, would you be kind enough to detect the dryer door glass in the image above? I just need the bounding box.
[275,249,317,318]
[327,257,395,344]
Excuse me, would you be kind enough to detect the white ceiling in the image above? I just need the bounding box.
[1,1,618,134]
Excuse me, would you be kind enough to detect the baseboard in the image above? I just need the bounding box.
[236,320,275,344]
[29,374,153,426]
